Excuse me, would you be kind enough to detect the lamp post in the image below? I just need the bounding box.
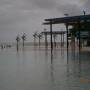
[53,34,57,48]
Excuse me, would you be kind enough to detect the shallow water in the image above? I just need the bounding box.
[0,47,90,90]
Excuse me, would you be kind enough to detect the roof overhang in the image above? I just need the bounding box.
[43,15,90,25]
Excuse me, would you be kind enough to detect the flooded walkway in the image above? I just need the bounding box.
[0,47,90,90]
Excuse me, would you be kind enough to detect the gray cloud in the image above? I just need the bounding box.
[31,0,56,9]
[0,0,90,42]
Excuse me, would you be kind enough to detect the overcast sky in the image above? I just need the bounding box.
[0,0,90,42]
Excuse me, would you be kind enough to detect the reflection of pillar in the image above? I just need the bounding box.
[45,33,48,48]
[50,22,53,50]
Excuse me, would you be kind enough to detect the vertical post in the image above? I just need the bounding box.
[17,41,19,51]
[45,33,48,48]
[39,38,40,47]
[78,19,81,51]
[34,37,35,46]
[61,33,62,47]
[50,21,53,50]
[66,24,69,51]
[79,26,81,51]
[63,32,64,47]
[66,24,69,64]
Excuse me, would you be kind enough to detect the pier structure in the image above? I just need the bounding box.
[43,15,90,51]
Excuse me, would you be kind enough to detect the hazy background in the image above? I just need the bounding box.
[0,0,90,43]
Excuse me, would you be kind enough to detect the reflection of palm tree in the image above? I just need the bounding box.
[33,32,38,46]
[37,33,43,47]
[16,35,20,51]
[22,33,26,47]
[53,34,57,48]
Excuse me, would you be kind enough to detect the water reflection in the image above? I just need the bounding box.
[0,47,90,90]
[50,63,55,84]
[67,50,81,77]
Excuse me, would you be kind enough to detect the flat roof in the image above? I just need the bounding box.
[43,15,90,25]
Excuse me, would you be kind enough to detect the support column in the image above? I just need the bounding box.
[50,22,53,50]
[78,19,81,51]
[62,33,64,47]
[61,33,62,47]
[66,24,69,64]
[66,24,69,51]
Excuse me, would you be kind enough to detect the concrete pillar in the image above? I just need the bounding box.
[66,24,69,50]
[50,22,53,50]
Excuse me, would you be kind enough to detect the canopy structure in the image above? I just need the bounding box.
[44,15,90,25]
[43,14,90,51]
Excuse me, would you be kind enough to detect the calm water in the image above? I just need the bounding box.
[0,47,90,90]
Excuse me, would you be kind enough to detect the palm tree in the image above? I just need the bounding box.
[37,33,43,47]
[33,32,38,46]
[22,33,26,47]
[16,35,20,51]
